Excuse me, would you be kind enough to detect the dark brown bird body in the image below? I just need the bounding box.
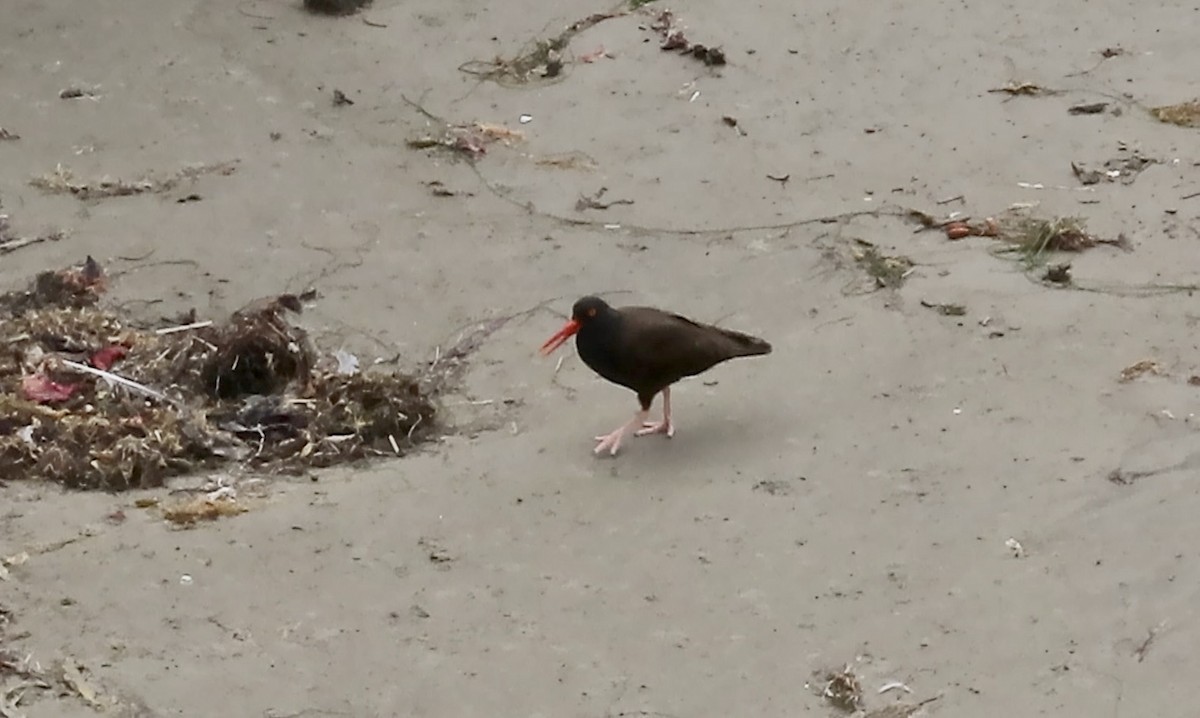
[576,304,771,409]
[540,296,772,456]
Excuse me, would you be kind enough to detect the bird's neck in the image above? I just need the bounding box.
[577,313,621,362]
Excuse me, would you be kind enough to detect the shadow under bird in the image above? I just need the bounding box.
[540,296,772,456]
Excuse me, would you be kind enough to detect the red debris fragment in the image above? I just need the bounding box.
[21,373,79,403]
[90,345,128,371]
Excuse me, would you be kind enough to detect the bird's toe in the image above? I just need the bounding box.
[635,421,674,438]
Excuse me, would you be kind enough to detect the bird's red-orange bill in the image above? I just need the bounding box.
[540,319,581,356]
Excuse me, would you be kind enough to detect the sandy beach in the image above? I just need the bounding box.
[2,0,1200,716]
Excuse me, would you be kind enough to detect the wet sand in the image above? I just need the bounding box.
[2,0,1200,715]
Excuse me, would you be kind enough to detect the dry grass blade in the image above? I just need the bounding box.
[988,82,1060,97]
[850,240,914,290]
[990,211,1129,268]
[30,161,237,201]
[458,11,625,86]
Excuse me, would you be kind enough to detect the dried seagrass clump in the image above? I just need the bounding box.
[0,258,439,491]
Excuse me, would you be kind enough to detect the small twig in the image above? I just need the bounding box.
[406,414,423,441]
[936,194,965,205]
[576,186,635,211]
[1133,621,1166,662]
[400,92,448,126]
[1065,47,1127,77]
[59,359,175,405]
[362,17,387,27]
[0,234,58,255]
[1181,190,1200,201]
[155,320,213,335]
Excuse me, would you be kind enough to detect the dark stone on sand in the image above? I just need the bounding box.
[303,0,372,16]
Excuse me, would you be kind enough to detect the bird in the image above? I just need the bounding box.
[540,295,772,456]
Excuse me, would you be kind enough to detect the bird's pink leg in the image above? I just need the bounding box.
[594,410,649,456]
[636,386,675,438]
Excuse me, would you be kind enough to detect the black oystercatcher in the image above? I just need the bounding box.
[540,296,772,456]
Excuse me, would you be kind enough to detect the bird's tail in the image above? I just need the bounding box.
[716,327,773,358]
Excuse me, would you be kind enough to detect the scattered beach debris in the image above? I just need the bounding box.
[303,0,372,16]
[822,664,864,712]
[332,89,354,106]
[1133,621,1167,663]
[722,115,747,136]
[0,552,28,582]
[939,216,1000,241]
[407,121,524,160]
[1071,152,1156,186]
[1,254,107,313]
[1043,263,1072,285]
[1149,99,1200,128]
[877,681,912,696]
[1119,359,1163,383]
[575,186,635,212]
[0,647,120,715]
[162,493,248,527]
[1004,537,1025,558]
[0,127,18,141]
[751,479,793,496]
[851,239,914,290]
[648,10,727,66]
[58,87,97,100]
[917,207,1134,273]
[988,81,1060,98]
[30,161,237,201]
[418,536,454,565]
[0,214,64,256]
[1070,163,1104,186]
[534,152,598,171]
[579,46,613,63]
[919,300,966,317]
[863,697,941,718]
[0,258,439,491]
[59,657,105,710]
[460,11,625,86]
[1068,101,1109,115]
[1066,45,1129,77]
[995,213,1128,260]
[424,180,472,198]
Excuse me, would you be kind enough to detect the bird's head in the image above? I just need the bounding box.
[539,296,612,355]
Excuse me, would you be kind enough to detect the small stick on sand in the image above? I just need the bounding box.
[406,414,423,440]
[59,359,173,405]
[1134,621,1167,662]
[155,320,213,335]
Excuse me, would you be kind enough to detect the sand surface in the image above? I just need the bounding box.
[3,0,1200,716]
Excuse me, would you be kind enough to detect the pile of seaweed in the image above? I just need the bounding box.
[0,257,436,491]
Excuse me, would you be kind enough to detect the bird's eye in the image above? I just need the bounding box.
[587,307,597,317]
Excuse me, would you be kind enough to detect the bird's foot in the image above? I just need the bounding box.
[593,427,628,456]
[635,420,675,438]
